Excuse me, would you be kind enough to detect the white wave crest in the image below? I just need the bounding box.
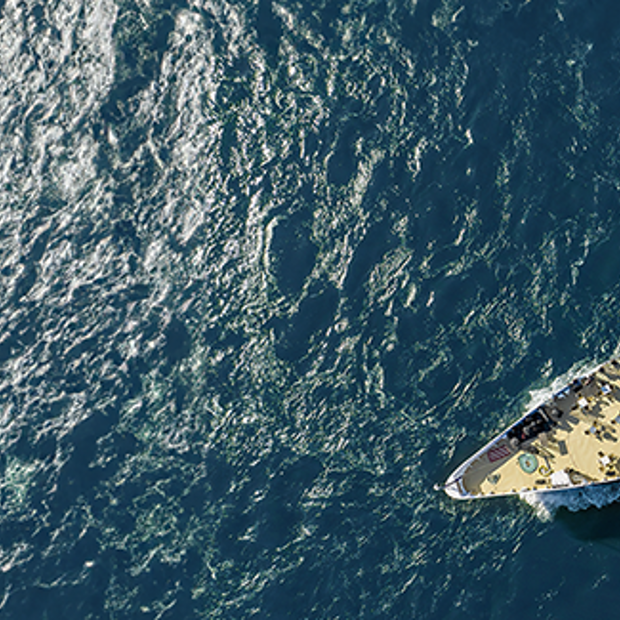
[519,482,620,521]
[524,358,604,412]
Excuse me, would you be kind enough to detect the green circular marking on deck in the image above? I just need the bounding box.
[519,453,538,474]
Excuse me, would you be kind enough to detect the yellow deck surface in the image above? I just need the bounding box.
[462,361,620,497]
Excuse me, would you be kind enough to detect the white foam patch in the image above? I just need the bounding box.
[524,357,604,412]
[520,482,620,521]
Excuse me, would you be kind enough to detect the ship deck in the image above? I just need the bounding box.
[448,360,620,498]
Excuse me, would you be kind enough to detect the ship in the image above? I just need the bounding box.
[440,359,620,499]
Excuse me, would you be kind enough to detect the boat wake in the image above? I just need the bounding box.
[520,482,620,521]
[524,359,604,412]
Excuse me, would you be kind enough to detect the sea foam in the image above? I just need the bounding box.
[520,482,620,521]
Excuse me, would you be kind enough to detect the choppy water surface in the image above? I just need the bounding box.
[2,0,620,617]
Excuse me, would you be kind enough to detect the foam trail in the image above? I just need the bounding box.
[520,482,620,521]
[524,358,603,412]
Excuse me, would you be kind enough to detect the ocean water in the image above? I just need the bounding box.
[2,0,620,617]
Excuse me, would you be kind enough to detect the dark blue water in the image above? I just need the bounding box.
[2,0,620,617]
